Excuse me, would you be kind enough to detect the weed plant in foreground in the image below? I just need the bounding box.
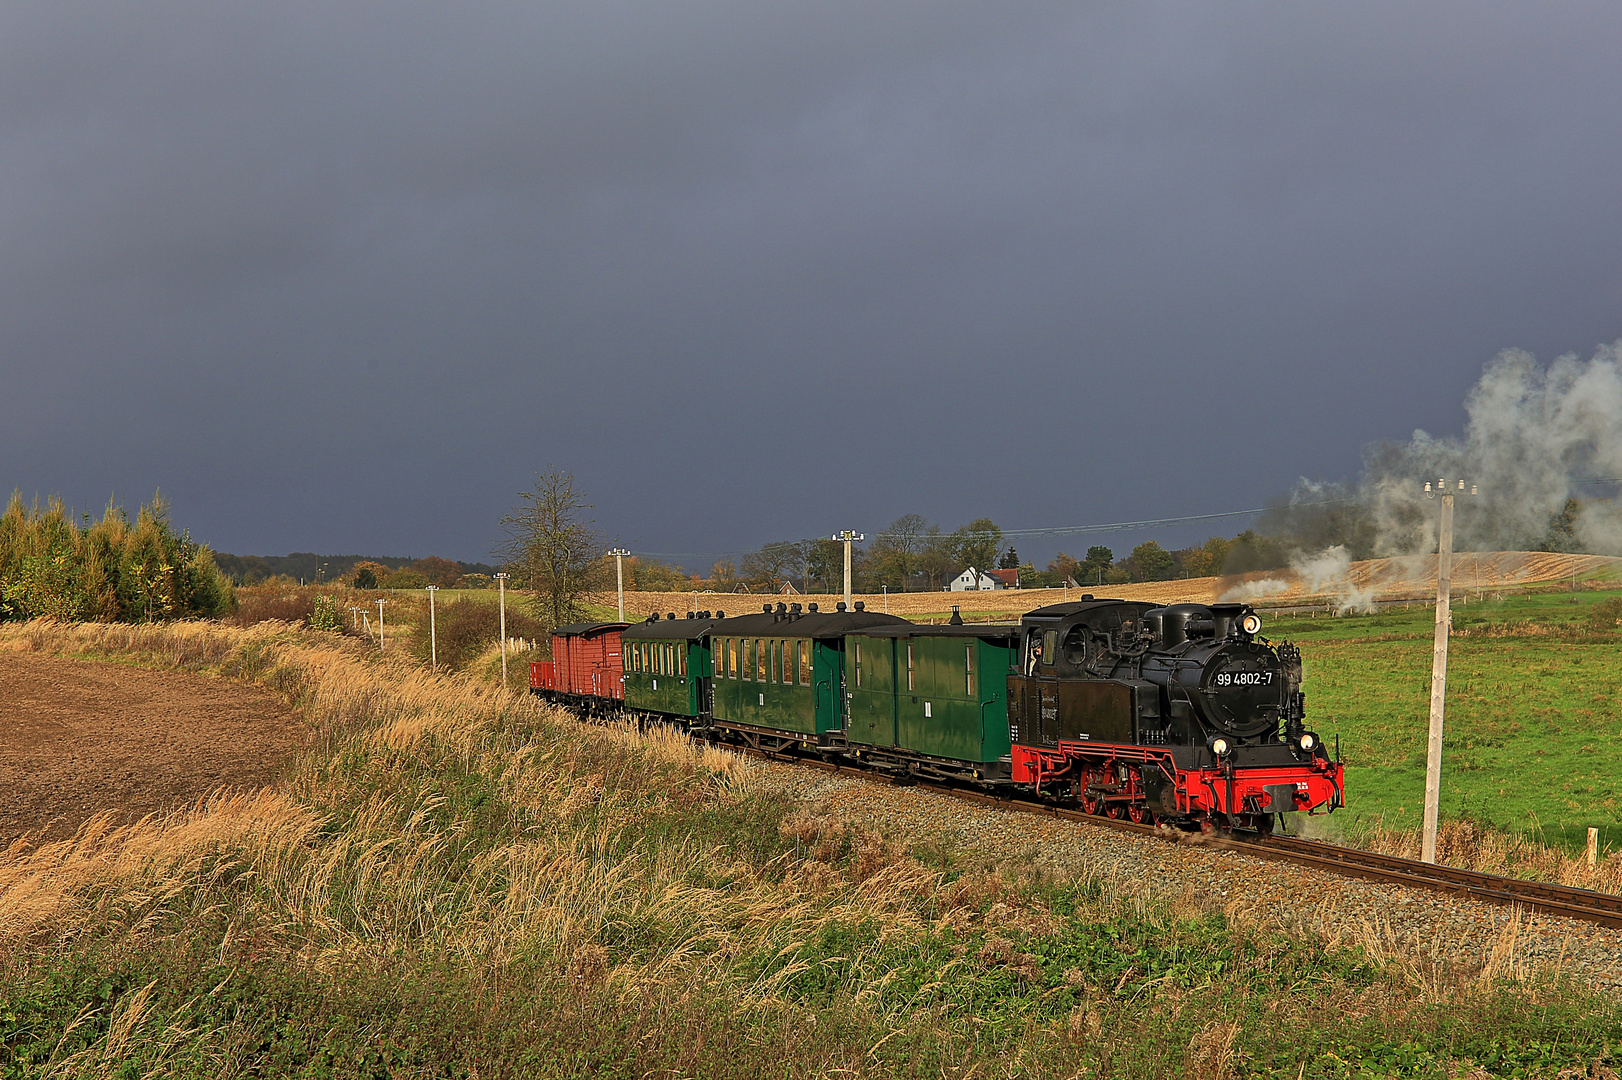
[0,619,1619,1078]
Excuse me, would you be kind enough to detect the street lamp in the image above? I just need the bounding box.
[495,572,510,691]
[425,585,439,669]
[833,531,864,610]
[1420,477,1476,863]
[608,548,631,622]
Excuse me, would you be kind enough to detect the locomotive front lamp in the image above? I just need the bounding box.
[1240,613,1262,635]
[1210,736,1232,758]
[1298,732,1317,752]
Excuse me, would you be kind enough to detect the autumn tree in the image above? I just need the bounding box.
[497,469,607,629]
[410,555,464,587]
[949,518,1004,590]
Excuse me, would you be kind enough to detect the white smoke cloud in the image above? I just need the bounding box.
[1216,577,1289,602]
[1286,544,1378,614]
[1278,341,1622,559]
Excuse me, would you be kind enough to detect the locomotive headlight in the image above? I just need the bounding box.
[1299,732,1317,752]
[1240,613,1262,635]
[1210,736,1232,758]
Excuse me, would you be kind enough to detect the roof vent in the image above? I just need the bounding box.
[666,613,676,620]
[1081,594,1094,601]
[790,602,801,613]
[853,601,865,611]
[836,601,847,612]
[646,614,659,623]
[715,609,725,618]
[949,605,963,626]
[686,611,695,619]
[762,603,773,613]
[808,603,818,612]
[776,602,787,614]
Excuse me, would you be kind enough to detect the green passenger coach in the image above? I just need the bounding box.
[621,614,720,719]
[708,603,907,746]
[846,624,1018,779]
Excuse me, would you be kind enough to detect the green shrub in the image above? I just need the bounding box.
[0,492,234,623]
[310,594,342,632]
[1587,596,1622,631]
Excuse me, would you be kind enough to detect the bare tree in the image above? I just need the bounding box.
[497,468,606,629]
[870,513,931,590]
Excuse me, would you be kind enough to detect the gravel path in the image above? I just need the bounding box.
[745,760,1622,989]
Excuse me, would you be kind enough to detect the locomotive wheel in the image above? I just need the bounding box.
[1127,804,1154,825]
[1104,803,1124,820]
[1080,791,1102,815]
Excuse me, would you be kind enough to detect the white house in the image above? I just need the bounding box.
[947,567,1019,591]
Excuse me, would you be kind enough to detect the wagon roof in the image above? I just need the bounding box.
[552,621,630,638]
[710,608,909,639]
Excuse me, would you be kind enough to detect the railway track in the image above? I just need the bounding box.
[745,746,1622,932]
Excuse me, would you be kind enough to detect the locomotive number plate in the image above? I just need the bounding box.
[1215,671,1273,687]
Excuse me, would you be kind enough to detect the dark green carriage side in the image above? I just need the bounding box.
[858,625,1018,766]
[711,606,908,736]
[846,634,898,747]
[621,616,719,718]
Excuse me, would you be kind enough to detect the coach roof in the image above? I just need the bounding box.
[620,616,722,642]
[710,609,909,640]
[859,623,1019,643]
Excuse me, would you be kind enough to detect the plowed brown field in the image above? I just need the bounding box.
[597,550,1622,621]
[0,653,301,846]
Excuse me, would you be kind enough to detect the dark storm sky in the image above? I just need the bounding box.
[6,2,1622,567]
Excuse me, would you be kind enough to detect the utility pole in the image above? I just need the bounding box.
[425,584,439,669]
[882,584,888,614]
[1422,477,1475,863]
[609,548,631,622]
[495,572,509,691]
[833,531,864,609]
[376,598,388,650]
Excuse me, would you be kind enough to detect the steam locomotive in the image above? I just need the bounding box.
[531,596,1343,832]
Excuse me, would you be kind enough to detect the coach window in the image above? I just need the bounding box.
[853,641,862,688]
[906,643,915,692]
[679,647,687,676]
[728,638,738,679]
[757,640,768,682]
[965,645,976,697]
[798,640,811,685]
[781,640,791,684]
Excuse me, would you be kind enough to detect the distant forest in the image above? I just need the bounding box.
[214,552,498,586]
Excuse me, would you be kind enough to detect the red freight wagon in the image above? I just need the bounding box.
[548,622,629,700]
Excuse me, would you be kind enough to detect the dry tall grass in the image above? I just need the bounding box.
[1351,817,1622,895]
[2,618,1614,1077]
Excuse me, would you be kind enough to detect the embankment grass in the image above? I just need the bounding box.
[1270,589,1622,857]
[1,619,1619,1077]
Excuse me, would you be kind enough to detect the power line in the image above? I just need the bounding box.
[627,499,1350,560]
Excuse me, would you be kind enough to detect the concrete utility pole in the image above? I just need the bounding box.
[495,572,509,691]
[609,548,631,622]
[833,531,864,610]
[1422,477,1475,864]
[425,584,439,669]
[376,598,388,649]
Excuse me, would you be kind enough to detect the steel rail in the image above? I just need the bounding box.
[740,744,1622,931]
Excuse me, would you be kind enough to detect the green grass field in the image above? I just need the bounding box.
[1265,588,1622,853]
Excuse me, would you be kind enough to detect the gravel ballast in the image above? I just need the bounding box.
[744,760,1622,989]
